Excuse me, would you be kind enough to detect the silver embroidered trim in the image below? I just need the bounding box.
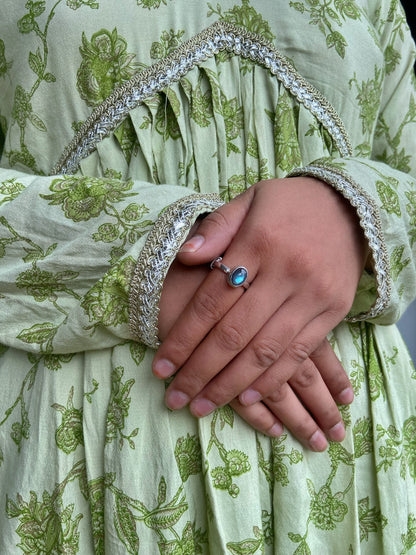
[288,164,391,320]
[51,20,352,175]
[129,193,224,348]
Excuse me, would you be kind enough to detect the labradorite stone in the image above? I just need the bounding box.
[230,267,247,286]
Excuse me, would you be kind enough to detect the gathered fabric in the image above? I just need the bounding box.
[0,1,415,553]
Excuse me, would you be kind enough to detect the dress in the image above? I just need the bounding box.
[0,0,416,553]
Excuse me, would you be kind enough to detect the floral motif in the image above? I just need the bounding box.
[154,93,182,141]
[358,497,387,542]
[289,0,360,58]
[6,490,83,554]
[0,178,25,206]
[16,265,80,303]
[105,366,139,449]
[40,174,135,222]
[86,477,106,553]
[66,0,99,9]
[269,90,302,171]
[12,86,35,130]
[207,0,275,41]
[136,0,171,8]
[349,66,383,137]
[390,245,411,281]
[225,449,250,477]
[403,416,416,480]
[181,75,214,128]
[81,256,135,329]
[52,387,84,454]
[158,521,207,555]
[353,417,373,458]
[0,38,12,78]
[174,435,202,482]
[308,482,348,530]
[211,466,232,491]
[77,28,139,107]
[406,189,416,246]
[17,1,47,35]
[150,29,185,60]
[376,179,401,216]
[226,527,263,554]
[401,514,416,554]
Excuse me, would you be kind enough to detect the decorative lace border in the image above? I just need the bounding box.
[51,20,352,175]
[129,193,224,349]
[288,164,391,320]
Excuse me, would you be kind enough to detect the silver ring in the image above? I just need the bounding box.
[210,256,249,289]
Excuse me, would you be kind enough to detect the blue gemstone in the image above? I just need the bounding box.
[229,267,248,287]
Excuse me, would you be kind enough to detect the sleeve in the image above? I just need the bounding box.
[288,0,416,325]
[0,167,223,354]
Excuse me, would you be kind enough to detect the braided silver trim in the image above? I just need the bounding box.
[288,164,391,320]
[129,193,224,348]
[51,20,352,175]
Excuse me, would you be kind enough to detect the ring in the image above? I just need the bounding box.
[210,256,249,289]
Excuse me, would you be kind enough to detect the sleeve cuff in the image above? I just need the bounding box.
[128,193,224,349]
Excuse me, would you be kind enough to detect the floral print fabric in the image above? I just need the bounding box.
[0,0,416,553]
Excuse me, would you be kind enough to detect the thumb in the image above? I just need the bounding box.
[177,188,253,265]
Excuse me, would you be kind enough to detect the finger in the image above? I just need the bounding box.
[164,277,310,411]
[239,312,345,407]
[308,339,354,405]
[288,359,345,442]
[153,261,248,380]
[182,291,323,414]
[262,382,329,452]
[177,187,254,264]
[229,399,283,437]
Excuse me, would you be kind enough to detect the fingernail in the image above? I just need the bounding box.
[309,430,328,452]
[153,358,176,379]
[179,234,205,253]
[338,387,354,405]
[190,398,216,417]
[328,421,345,442]
[240,389,262,406]
[269,422,283,437]
[165,390,189,410]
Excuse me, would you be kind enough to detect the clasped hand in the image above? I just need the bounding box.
[154,177,368,451]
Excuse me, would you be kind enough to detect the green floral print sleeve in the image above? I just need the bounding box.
[0,0,415,554]
[0,169,221,353]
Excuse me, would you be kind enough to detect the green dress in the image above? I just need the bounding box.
[0,0,416,553]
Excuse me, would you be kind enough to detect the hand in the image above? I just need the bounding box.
[155,176,364,448]
[159,257,350,450]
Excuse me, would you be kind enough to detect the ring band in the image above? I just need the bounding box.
[210,256,249,289]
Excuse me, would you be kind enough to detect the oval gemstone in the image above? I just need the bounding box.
[229,267,248,287]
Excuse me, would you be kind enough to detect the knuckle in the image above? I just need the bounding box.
[252,337,283,369]
[285,249,314,280]
[266,385,288,405]
[192,289,223,324]
[328,296,351,317]
[246,226,273,258]
[213,322,246,352]
[203,208,229,232]
[287,341,312,364]
[291,363,318,389]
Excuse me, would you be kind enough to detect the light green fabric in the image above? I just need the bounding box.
[0,1,415,553]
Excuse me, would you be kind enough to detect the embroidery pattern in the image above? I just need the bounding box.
[51,20,352,174]
[129,193,224,348]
